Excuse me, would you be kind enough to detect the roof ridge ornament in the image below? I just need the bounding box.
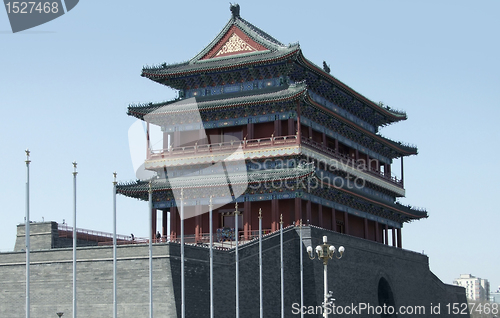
[230,3,240,18]
[323,61,331,74]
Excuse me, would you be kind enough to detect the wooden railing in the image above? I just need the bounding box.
[148,133,402,187]
[149,135,299,159]
[300,136,403,187]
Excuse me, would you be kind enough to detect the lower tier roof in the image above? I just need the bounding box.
[117,166,426,224]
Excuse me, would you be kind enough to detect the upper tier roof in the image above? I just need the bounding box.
[128,83,306,121]
[141,3,294,78]
[141,5,407,128]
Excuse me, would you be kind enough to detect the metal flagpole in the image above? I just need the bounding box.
[209,196,214,318]
[148,181,153,318]
[72,162,77,318]
[25,150,31,318]
[300,219,303,318]
[234,203,239,318]
[180,188,185,318]
[280,214,284,318]
[112,172,117,318]
[258,208,263,318]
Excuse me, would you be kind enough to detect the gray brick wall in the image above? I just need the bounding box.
[1,225,467,318]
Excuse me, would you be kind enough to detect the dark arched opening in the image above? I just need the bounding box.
[378,277,397,318]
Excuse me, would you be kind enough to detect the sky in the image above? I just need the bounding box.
[1,0,499,292]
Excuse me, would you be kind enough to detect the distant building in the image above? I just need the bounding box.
[453,274,490,302]
[491,293,500,303]
[491,286,500,303]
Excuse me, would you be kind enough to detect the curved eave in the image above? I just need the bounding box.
[127,84,307,121]
[304,93,418,157]
[296,52,407,124]
[116,166,315,201]
[314,175,427,222]
[141,46,300,82]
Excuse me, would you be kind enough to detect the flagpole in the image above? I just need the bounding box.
[258,208,263,318]
[148,181,153,318]
[209,196,214,318]
[72,162,77,318]
[25,150,31,318]
[112,172,117,318]
[280,214,284,318]
[235,202,240,318]
[300,219,304,318]
[180,188,185,318]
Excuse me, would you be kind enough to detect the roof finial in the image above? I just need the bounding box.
[230,3,240,18]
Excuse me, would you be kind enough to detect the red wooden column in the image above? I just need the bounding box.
[195,215,201,243]
[344,212,349,235]
[308,126,313,139]
[386,164,391,177]
[322,133,327,147]
[384,224,389,245]
[173,130,180,147]
[195,205,202,243]
[288,118,295,136]
[271,199,279,232]
[198,128,206,146]
[364,218,369,239]
[401,157,404,187]
[274,118,281,137]
[152,208,157,241]
[318,204,323,228]
[375,221,380,243]
[306,200,312,225]
[163,132,169,151]
[170,206,178,241]
[162,209,168,238]
[392,227,396,247]
[397,228,402,248]
[243,201,251,240]
[247,122,254,139]
[331,208,336,232]
[146,122,151,159]
[296,100,302,140]
[334,139,339,152]
[294,197,302,225]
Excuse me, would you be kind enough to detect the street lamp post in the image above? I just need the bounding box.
[307,236,344,318]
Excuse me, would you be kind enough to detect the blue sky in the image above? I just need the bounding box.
[1,0,499,292]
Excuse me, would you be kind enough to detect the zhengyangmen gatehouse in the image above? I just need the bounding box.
[0,4,468,318]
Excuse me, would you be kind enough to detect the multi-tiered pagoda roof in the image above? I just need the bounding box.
[118,4,426,247]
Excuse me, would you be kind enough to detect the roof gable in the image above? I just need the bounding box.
[201,25,268,60]
[189,11,287,64]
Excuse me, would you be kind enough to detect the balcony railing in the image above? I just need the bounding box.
[147,133,402,187]
[149,135,299,159]
[300,136,403,187]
